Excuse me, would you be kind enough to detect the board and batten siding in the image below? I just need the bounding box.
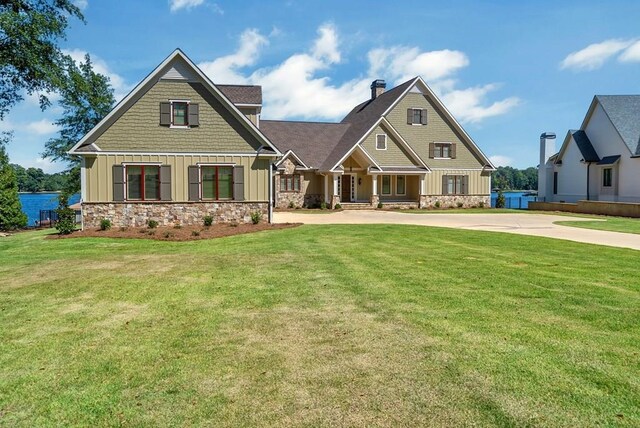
[386,92,486,169]
[424,169,491,195]
[360,124,417,167]
[84,154,270,202]
[91,80,262,153]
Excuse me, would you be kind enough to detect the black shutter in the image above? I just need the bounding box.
[442,175,448,195]
[160,165,171,201]
[421,109,428,125]
[450,143,457,159]
[233,166,244,201]
[188,166,200,201]
[160,102,171,125]
[188,103,199,126]
[113,165,124,201]
[407,108,413,124]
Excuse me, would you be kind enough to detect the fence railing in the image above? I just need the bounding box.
[37,209,82,227]
[490,195,537,209]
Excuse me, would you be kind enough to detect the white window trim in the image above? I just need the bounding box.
[381,175,392,195]
[375,134,388,150]
[433,141,452,159]
[169,99,190,129]
[395,175,406,196]
[411,107,427,126]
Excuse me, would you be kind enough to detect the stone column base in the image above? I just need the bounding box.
[330,195,340,209]
[370,194,380,208]
[419,195,428,209]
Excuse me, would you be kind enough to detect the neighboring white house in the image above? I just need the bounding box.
[539,95,640,203]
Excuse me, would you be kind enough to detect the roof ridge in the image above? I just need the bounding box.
[261,119,348,125]
[216,84,262,88]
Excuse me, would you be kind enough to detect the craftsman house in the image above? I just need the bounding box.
[70,49,495,227]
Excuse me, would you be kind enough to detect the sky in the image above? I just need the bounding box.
[3,0,640,172]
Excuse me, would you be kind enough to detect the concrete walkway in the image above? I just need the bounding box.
[274,210,640,251]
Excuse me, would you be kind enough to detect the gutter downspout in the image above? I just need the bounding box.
[586,162,591,201]
[268,162,273,223]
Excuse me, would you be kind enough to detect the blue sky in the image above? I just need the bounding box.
[3,0,640,172]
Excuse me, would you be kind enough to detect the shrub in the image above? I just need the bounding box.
[191,230,201,237]
[319,201,327,210]
[119,226,127,232]
[100,218,112,231]
[288,201,295,209]
[147,219,158,229]
[203,215,214,227]
[163,231,173,239]
[457,202,464,208]
[435,201,441,208]
[55,207,76,235]
[496,191,506,209]
[139,228,146,234]
[147,230,156,236]
[335,203,342,210]
[377,202,383,209]
[479,201,485,208]
[250,211,262,224]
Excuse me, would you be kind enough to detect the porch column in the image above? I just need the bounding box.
[370,174,379,208]
[324,174,329,203]
[331,174,340,209]
[419,174,428,208]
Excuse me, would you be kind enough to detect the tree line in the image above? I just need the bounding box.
[491,166,538,191]
[1,1,114,230]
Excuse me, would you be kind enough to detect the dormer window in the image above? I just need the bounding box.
[172,102,188,126]
[160,101,199,127]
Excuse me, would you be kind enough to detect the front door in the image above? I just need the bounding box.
[341,175,351,202]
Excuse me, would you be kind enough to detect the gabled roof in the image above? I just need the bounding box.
[69,49,280,155]
[594,95,640,156]
[260,120,350,169]
[274,149,310,170]
[217,85,262,105]
[556,130,599,163]
[597,155,621,165]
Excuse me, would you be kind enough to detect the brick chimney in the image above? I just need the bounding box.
[370,79,386,100]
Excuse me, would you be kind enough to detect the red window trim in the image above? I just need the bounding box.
[126,164,160,201]
[280,174,301,192]
[200,165,234,200]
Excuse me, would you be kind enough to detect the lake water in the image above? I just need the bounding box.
[19,193,80,227]
[490,191,537,209]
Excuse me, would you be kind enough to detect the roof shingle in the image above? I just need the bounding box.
[596,95,640,156]
[217,85,262,105]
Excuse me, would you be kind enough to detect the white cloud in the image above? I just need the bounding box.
[73,0,88,10]
[169,0,204,12]
[560,39,635,71]
[439,84,520,124]
[25,119,59,136]
[489,155,512,167]
[198,24,519,122]
[210,3,224,15]
[33,157,60,173]
[198,29,268,84]
[63,49,132,101]
[618,40,640,62]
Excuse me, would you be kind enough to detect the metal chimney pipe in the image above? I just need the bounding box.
[538,132,556,202]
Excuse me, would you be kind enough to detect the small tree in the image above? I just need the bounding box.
[0,133,27,230]
[55,192,76,234]
[495,190,506,209]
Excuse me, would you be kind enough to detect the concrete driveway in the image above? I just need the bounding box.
[274,210,640,251]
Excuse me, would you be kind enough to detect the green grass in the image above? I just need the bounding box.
[1,226,639,426]
[556,216,640,235]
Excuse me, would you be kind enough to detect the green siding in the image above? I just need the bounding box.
[93,80,262,153]
[386,92,485,169]
[360,124,417,167]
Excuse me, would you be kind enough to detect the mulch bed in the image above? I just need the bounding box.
[47,222,301,241]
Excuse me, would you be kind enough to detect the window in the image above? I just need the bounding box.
[280,174,301,192]
[381,175,391,195]
[126,165,160,201]
[396,175,406,195]
[603,168,612,187]
[434,143,451,158]
[408,108,427,125]
[201,166,233,200]
[172,102,188,126]
[376,134,387,150]
[444,175,467,195]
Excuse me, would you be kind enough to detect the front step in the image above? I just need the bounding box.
[340,202,373,210]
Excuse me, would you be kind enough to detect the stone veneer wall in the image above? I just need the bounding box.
[419,195,490,209]
[275,158,323,208]
[82,202,268,228]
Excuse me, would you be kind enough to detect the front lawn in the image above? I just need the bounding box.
[1,226,638,426]
[555,215,640,235]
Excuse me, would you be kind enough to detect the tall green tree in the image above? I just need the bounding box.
[0,132,27,230]
[43,54,115,195]
[0,0,84,118]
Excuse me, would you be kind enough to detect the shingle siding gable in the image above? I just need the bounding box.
[93,80,262,153]
[385,92,485,169]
